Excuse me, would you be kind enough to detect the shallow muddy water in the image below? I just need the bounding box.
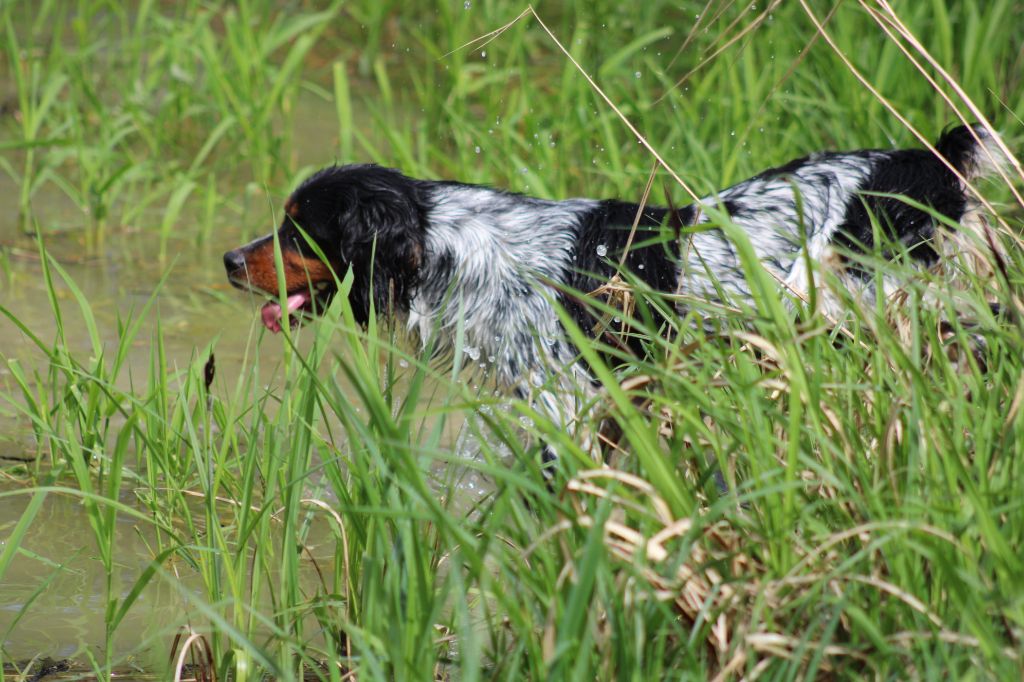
[0,152,493,666]
[0,179,314,665]
[0,185,267,450]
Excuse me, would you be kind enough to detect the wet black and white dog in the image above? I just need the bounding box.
[224,124,1003,458]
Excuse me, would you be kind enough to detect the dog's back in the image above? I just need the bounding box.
[223,124,1008,465]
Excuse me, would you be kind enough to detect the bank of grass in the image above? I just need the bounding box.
[2,0,1024,679]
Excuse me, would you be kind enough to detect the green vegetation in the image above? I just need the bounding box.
[1,0,1023,679]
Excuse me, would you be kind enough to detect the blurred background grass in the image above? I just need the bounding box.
[3,1,1020,239]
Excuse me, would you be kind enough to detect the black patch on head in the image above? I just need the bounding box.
[563,200,684,351]
[282,164,427,324]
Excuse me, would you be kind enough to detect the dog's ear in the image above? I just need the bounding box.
[336,170,424,246]
[367,224,423,320]
[335,172,425,322]
[347,179,424,268]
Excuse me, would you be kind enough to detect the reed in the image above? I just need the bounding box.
[0,0,1022,679]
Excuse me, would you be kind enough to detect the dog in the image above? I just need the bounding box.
[224,124,1004,462]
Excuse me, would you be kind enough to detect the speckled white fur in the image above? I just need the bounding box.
[396,133,1001,459]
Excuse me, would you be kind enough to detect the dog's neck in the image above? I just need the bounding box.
[405,182,601,385]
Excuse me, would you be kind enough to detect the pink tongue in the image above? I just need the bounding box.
[260,293,310,333]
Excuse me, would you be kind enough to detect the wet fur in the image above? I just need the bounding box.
[224,124,1003,460]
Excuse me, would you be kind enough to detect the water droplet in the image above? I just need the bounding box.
[464,1,471,8]
[596,244,608,257]
[481,50,486,57]
[638,263,645,270]
[464,346,480,361]
[474,146,481,154]
[399,359,409,368]
[634,71,642,79]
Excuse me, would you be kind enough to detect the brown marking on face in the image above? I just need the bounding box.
[281,248,335,290]
[284,196,300,220]
[227,234,335,295]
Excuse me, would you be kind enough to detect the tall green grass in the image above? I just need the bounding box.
[1,0,1023,680]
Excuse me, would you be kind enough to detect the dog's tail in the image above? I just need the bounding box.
[936,123,1009,182]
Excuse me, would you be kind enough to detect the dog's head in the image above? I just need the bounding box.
[223,164,426,331]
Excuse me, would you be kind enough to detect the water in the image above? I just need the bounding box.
[0,182,285,665]
[0,482,344,667]
[0,107,494,667]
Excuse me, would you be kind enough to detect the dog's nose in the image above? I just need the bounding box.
[223,249,246,273]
